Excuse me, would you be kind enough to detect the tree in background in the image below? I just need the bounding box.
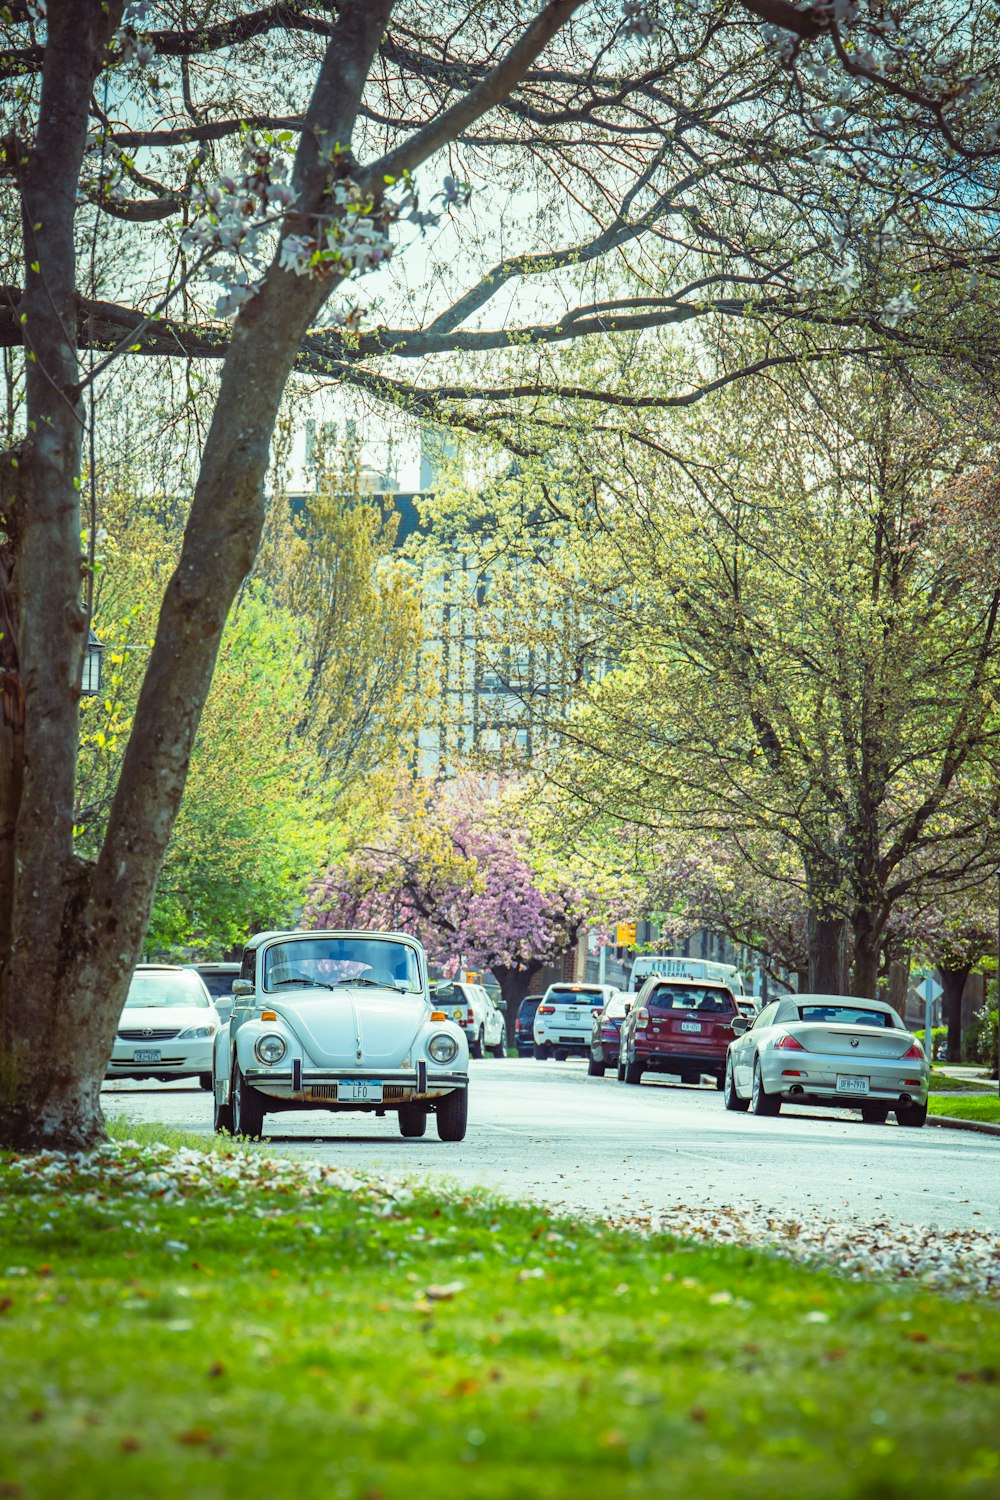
[309,775,606,1028]
[430,355,1000,998]
[253,428,424,800]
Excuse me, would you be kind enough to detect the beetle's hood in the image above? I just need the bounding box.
[267,986,428,1066]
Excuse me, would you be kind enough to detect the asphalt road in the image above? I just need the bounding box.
[101,1056,1000,1236]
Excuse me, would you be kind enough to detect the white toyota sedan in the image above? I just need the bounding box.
[723,993,929,1126]
[106,965,220,1089]
[212,929,469,1141]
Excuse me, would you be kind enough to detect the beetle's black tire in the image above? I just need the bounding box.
[398,1104,427,1138]
[232,1064,266,1139]
[213,1086,234,1135]
[436,1088,469,1142]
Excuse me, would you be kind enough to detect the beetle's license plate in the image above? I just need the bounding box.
[680,1021,702,1033]
[133,1048,161,1064]
[338,1079,383,1103]
[836,1074,869,1094]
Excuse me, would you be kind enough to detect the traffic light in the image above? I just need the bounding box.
[616,922,636,948]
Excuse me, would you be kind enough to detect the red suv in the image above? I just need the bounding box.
[617,978,738,1088]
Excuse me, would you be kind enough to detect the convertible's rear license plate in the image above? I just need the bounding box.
[836,1074,869,1094]
[133,1048,161,1063]
[338,1079,382,1103]
[680,1021,702,1033]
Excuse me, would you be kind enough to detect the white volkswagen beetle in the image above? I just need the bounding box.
[212,929,469,1141]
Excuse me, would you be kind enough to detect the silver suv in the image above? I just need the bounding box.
[434,980,507,1058]
[533,982,617,1060]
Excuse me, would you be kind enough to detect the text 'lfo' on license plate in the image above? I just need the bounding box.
[836,1074,869,1094]
[338,1079,383,1102]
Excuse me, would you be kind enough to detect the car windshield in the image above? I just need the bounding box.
[548,988,605,1006]
[798,1005,891,1027]
[649,985,735,1014]
[604,995,630,1018]
[197,971,238,1000]
[124,971,210,1009]
[263,936,423,994]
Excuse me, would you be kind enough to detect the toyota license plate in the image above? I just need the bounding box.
[680,1021,702,1033]
[133,1048,161,1064]
[338,1079,383,1103]
[836,1074,869,1095]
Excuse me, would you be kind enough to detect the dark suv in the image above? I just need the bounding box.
[514,995,544,1057]
[187,962,241,1024]
[617,978,738,1088]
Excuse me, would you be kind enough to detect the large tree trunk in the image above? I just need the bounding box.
[491,962,543,1040]
[807,911,848,993]
[0,0,393,1152]
[939,964,972,1064]
[882,954,911,1022]
[850,913,882,999]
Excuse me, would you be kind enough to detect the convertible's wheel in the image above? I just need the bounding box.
[624,1054,644,1085]
[751,1058,781,1117]
[587,1056,606,1077]
[861,1102,890,1124]
[213,1078,234,1135]
[198,1072,213,1091]
[436,1088,469,1142]
[471,1028,485,1060]
[232,1064,266,1139]
[723,1054,750,1112]
[398,1103,427,1138]
[895,1100,928,1128]
[491,1028,507,1058]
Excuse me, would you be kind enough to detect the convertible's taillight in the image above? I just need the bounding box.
[774,1033,805,1051]
[901,1041,925,1060]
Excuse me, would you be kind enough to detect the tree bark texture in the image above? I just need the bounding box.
[807,911,848,994]
[939,965,972,1064]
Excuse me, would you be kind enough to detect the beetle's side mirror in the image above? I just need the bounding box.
[233,978,254,998]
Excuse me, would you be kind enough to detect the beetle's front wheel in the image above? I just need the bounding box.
[436,1088,468,1142]
[232,1064,266,1139]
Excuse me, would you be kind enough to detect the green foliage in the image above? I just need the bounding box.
[1,1138,999,1499]
[927,1094,1000,1123]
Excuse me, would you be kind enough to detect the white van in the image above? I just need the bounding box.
[629,955,746,995]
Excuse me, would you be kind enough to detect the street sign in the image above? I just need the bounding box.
[919,974,942,1004]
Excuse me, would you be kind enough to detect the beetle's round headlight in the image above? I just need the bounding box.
[428,1032,459,1065]
[254,1033,287,1065]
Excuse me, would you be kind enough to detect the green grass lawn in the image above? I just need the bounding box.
[0,1126,998,1500]
[928,1070,995,1094]
[928,1092,1000,1123]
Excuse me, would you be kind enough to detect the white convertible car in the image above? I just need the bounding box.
[723,993,929,1126]
[212,929,469,1141]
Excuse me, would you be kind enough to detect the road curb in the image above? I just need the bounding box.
[927,1113,1000,1138]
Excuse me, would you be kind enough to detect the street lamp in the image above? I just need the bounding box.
[81,628,104,697]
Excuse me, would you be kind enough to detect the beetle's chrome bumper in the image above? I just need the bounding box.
[242,1066,467,1105]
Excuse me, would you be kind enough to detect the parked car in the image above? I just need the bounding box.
[617,977,738,1087]
[187,961,241,1023]
[213,929,470,1140]
[533,982,617,1059]
[514,994,545,1057]
[723,993,929,1126]
[588,989,636,1075]
[433,980,507,1058]
[106,965,220,1090]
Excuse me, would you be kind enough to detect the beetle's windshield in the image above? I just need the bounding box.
[263,937,423,995]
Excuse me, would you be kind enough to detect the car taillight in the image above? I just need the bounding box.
[538,1005,555,1014]
[466,1009,474,1024]
[901,1042,925,1060]
[515,1019,522,1033]
[635,1007,649,1029]
[774,1033,805,1051]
